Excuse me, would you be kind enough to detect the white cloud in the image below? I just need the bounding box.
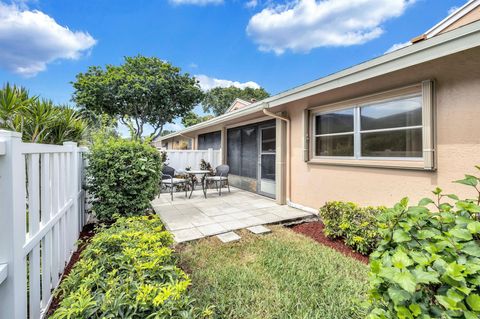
[245,0,258,8]
[0,2,96,77]
[169,0,223,5]
[246,0,415,54]
[195,74,261,91]
[448,6,459,15]
[385,41,411,53]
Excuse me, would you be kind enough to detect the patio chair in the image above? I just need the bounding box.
[205,164,230,196]
[160,165,189,201]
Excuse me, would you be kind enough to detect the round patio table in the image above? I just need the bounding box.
[182,169,211,199]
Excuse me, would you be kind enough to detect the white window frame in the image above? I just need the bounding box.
[307,81,436,170]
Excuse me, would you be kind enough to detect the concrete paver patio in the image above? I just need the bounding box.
[151,187,315,242]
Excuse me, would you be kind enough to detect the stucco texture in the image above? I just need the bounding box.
[283,47,480,209]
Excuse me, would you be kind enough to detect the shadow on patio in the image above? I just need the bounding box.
[151,187,315,242]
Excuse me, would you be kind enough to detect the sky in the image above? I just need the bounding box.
[0,0,468,132]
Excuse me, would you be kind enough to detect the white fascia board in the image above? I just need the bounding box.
[162,20,480,140]
[425,0,480,38]
[267,20,480,107]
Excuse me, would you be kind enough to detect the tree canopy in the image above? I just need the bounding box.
[0,83,87,144]
[72,55,203,140]
[181,111,214,127]
[202,86,269,116]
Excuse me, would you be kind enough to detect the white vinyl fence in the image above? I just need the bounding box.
[0,130,88,319]
[161,148,222,170]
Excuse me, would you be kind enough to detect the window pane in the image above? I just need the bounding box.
[227,129,241,175]
[315,134,354,157]
[240,127,258,178]
[315,108,354,135]
[261,154,275,181]
[261,127,276,153]
[361,128,423,158]
[198,131,221,150]
[361,96,422,131]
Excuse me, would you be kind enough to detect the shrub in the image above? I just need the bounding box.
[368,170,480,319]
[319,201,386,255]
[50,216,210,319]
[86,136,162,221]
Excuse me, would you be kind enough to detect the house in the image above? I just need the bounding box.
[159,1,480,211]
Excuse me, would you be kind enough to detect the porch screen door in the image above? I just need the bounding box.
[259,126,276,197]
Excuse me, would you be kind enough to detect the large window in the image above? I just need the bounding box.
[198,131,221,150]
[313,94,423,160]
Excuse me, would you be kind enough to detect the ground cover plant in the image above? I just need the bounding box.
[86,134,162,221]
[368,168,480,319]
[178,226,369,319]
[319,201,386,255]
[50,216,210,319]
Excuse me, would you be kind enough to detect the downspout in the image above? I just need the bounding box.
[262,108,291,203]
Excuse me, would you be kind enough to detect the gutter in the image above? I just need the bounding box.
[262,109,291,204]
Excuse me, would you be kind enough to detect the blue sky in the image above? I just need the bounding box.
[0,0,467,131]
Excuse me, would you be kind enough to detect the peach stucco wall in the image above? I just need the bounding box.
[284,47,480,209]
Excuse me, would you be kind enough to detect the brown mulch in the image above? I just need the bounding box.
[291,221,369,264]
[45,223,96,317]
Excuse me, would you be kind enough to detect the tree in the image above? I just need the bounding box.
[72,55,204,140]
[0,83,87,144]
[181,111,214,127]
[202,86,270,116]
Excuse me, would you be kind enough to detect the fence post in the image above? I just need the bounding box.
[0,130,27,319]
[63,142,80,249]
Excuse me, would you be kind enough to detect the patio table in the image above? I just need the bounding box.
[181,169,211,199]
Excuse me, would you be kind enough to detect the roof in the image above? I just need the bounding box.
[160,19,480,141]
[425,0,480,38]
[225,98,252,113]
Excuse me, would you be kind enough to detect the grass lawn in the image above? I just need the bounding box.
[178,226,369,319]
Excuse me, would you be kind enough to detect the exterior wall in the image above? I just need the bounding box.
[155,136,192,150]
[441,6,480,34]
[284,48,480,209]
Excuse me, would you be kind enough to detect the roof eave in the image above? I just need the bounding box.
[160,20,480,141]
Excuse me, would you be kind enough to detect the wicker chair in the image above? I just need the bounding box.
[205,164,230,196]
[160,165,189,201]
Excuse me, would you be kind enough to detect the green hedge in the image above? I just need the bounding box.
[368,171,480,318]
[86,136,162,221]
[50,216,210,319]
[319,201,386,255]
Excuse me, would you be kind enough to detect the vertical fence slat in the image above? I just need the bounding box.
[41,233,52,309]
[29,245,41,319]
[40,154,52,310]
[28,154,40,236]
[51,153,60,286]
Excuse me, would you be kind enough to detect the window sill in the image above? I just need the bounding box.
[307,158,434,171]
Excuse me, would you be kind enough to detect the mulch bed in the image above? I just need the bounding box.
[45,223,96,317]
[291,221,369,264]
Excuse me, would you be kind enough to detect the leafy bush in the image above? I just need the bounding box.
[319,201,386,254]
[368,169,480,319]
[87,136,162,221]
[50,216,211,319]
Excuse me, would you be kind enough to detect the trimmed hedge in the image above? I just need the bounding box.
[86,136,162,221]
[50,216,211,319]
[368,170,480,318]
[319,201,386,255]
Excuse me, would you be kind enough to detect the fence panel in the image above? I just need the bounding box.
[161,148,222,170]
[0,130,88,319]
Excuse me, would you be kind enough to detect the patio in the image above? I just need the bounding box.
[151,187,315,242]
